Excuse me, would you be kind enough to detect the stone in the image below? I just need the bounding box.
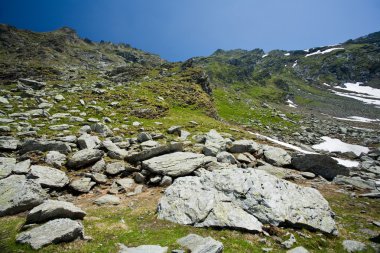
[116,178,134,192]
[102,140,128,159]
[292,154,350,180]
[94,195,121,205]
[91,159,106,172]
[78,133,99,149]
[263,146,292,166]
[334,176,376,190]
[0,96,9,104]
[0,125,11,132]
[158,168,337,235]
[106,162,126,175]
[216,151,237,164]
[150,175,162,184]
[49,124,70,131]
[0,136,19,150]
[177,234,223,253]
[19,140,71,155]
[0,157,16,179]
[91,123,113,137]
[66,149,104,169]
[301,172,316,179]
[228,140,261,153]
[126,142,183,163]
[137,132,152,142]
[203,130,230,157]
[0,175,47,216]
[342,240,367,252]
[160,176,173,186]
[142,152,215,177]
[282,234,296,249]
[16,218,84,249]
[45,151,67,168]
[54,94,65,101]
[140,140,159,150]
[179,130,191,140]
[26,200,86,224]
[14,159,31,174]
[167,126,181,135]
[29,165,69,188]
[118,243,168,253]
[70,178,96,193]
[86,172,108,184]
[133,172,146,184]
[287,246,309,253]
[18,78,46,90]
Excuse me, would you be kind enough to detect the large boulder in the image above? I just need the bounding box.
[126,142,183,163]
[228,140,261,153]
[69,177,96,193]
[26,200,86,224]
[263,146,292,166]
[0,157,16,179]
[142,152,215,177]
[66,149,104,169]
[16,218,84,249]
[102,140,128,160]
[203,130,230,156]
[158,168,337,235]
[19,140,71,155]
[28,165,69,188]
[291,154,349,180]
[177,234,223,253]
[90,123,113,137]
[0,136,20,150]
[0,175,47,216]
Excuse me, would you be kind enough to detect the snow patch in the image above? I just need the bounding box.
[336,82,380,98]
[322,83,330,87]
[334,116,380,123]
[305,47,344,57]
[312,136,369,156]
[333,158,359,168]
[262,54,268,58]
[292,61,298,68]
[286,99,298,108]
[284,53,290,56]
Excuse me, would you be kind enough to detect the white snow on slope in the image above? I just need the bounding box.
[286,99,298,108]
[305,47,344,57]
[248,132,359,167]
[322,83,330,87]
[284,53,290,56]
[334,116,380,123]
[262,54,268,58]
[292,61,298,68]
[336,82,380,98]
[312,136,369,156]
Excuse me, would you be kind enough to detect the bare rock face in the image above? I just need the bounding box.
[26,200,86,224]
[158,167,338,235]
[16,218,84,249]
[0,175,47,217]
[142,152,215,177]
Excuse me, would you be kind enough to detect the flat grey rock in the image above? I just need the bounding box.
[287,246,309,253]
[228,140,261,153]
[0,136,19,150]
[106,162,126,175]
[142,152,215,177]
[14,159,31,174]
[45,151,67,168]
[19,139,71,155]
[0,157,16,179]
[177,234,223,253]
[78,133,99,150]
[126,142,183,163]
[16,218,84,249]
[66,148,104,169]
[118,243,168,253]
[0,175,47,216]
[342,240,367,252]
[26,200,86,224]
[158,167,337,235]
[94,195,121,205]
[102,140,128,159]
[263,146,291,166]
[70,177,96,193]
[29,165,69,188]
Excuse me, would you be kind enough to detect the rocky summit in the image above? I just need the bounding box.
[0,24,379,252]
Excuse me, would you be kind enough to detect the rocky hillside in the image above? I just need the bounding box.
[0,25,379,252]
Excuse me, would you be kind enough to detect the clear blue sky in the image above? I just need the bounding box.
[1,0,379,61]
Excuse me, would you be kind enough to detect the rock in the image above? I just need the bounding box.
[0,96,9,104]
[91,123,113,137]
[102,140,128,159]
[29,165,69,188]
[301,172,316,179]
[342,240,367,252]
[16,218,84,249]
[0,157,16,179]
[91,159,106,172]
[54,94,65,101]
[0,125,11,132]
[66,149,104,169]
[126,142,183,163]
[78,133,99,149]
[106,162,126,175]
[179,130,191,140]
[45,151,67,168]
[167,126,181,135]
[203,130,230,156]
[26,200,86,224]
[263,146,292,166]
[142,152,215,177]
[116,178,134,192]
[140,140,159,150]
[118,243,168,253]
[282,234,296,249]
[150,175,162,184]
[137,132,152,142]
[133,172,146,184]
[177,234,223,253]
[334,176,376,190]
[18,78,46,90]
[19,140,71,155]
[228,140,261,153]
[49,124,70,131]
[94,195,120,205]
[158,168,337,235]
[216,151,237,164]
[0,175,47,216]
[14,159,31,174]
[287,246,309,253]
[292,154,349,180]
[86,172,107,184]
[0,136,19,150]
[160,176,173,186]
[70,178,96,193]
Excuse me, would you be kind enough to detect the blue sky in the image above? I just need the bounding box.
[1,0,379,61]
